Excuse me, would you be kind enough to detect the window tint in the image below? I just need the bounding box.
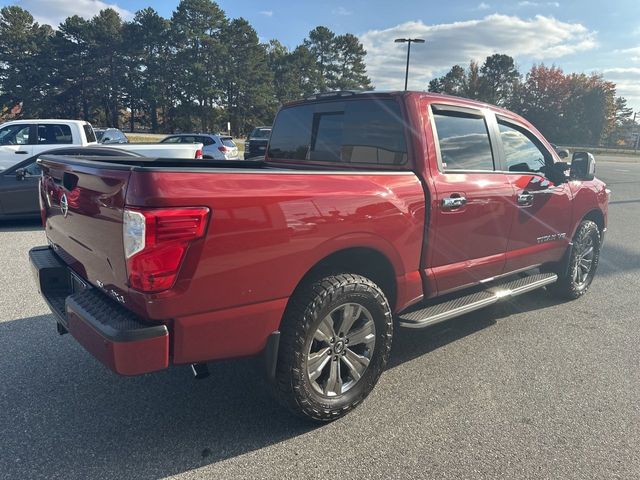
[23,162,41,176]
[200,136,215,146]
[0,125,31,145]
[161,136,181,144]
[250,128,271,139]
[268,99,408,165]
[83,124,97,143]
[433,112,494,171]
[37,124,72,145]
[498,121,550,173]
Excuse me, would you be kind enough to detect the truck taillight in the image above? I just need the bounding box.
[123,207,210,293]
[195,148,203,159]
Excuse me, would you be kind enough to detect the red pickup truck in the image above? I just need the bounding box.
[30,91,608,421]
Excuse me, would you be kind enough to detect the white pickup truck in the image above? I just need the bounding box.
[0,119,203,170]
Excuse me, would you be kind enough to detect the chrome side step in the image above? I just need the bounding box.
[398,272,558,329]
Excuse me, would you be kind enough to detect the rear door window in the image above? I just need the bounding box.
[162,136,181,144]
[432,110,494,171]
[37,124,73,145]
[268,99,408,166]
[200,136,215,146]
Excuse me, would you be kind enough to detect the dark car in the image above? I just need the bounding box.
[94,128,129,144]
[244,126,271,159]
[0,147,142,219]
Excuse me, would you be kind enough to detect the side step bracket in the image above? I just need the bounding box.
[398,272,557,329]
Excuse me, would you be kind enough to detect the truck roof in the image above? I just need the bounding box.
[284,90,529,131]
[1,119,92,125]
[287,90,513,113]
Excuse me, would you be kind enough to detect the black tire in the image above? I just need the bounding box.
[547,220,601,300]
[272,273,393,422]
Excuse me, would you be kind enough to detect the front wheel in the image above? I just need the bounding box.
[272,274,393,422]
[547,220,601,299]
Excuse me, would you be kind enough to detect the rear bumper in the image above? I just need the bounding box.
[29,246,169,376]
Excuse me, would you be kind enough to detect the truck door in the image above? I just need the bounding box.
[426,104,514,295]
[494,116,572,272]
[0,124,34,171]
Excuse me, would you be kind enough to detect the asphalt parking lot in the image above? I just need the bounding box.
[1,158,639,480]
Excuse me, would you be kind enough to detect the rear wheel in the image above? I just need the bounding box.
[547,220,601,299]
[272,274,392,422]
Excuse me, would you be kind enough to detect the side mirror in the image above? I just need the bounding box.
[557,148,569,160]
[570,151,595,181]
[15,168,27,181]
[102,137,112,143]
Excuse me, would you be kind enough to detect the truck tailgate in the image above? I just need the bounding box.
[40,156,131,303]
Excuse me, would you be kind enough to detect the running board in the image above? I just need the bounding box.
[398,272,558,329]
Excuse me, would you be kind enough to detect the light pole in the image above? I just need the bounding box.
[394,38,425,90]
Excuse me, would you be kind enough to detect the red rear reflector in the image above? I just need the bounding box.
[124,207,210,293]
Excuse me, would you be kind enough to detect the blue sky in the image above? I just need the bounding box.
[4,0,640,110]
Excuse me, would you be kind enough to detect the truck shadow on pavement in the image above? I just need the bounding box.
[0,218,42,232]
[0,291,571,479]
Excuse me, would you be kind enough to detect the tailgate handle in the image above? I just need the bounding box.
[63,172,78,191]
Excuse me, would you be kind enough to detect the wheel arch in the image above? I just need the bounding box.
[578,208,605,237]
[288,246,398,315]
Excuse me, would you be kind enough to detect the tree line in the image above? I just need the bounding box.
[428,54,636,147]
[0,0,371,135]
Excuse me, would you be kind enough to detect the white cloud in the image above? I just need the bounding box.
[518,1,560,7]
[476,2,491,10]
[601,68,640,110]
[332,7,352,16]
[259,10,273,17]
[360,14,597,90]
[14,0,132,27]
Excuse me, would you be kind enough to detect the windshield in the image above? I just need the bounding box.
[250,128,271,139]
[0,124,30,145]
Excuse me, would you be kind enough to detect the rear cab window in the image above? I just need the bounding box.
[83,124,97,143]
[431,106,495,172]
[267,97,408,167]
[221,137,236,148]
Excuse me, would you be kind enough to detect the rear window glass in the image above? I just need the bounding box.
[268,99,408,166]
[83,124,97,143]
[161,136,181,143]
[250,128,271,139]
[433,111,494,171]
[221,137,236,148]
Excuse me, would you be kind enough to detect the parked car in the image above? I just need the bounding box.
[0,147,142,220]
[30,91,608,422]
[94,128,129,144]
[160,133,239,160]
[244,126,271,159]
[0,119,203,171]
[550,143,570,160]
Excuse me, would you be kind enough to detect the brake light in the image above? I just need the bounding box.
[123,207,210,293]
[195,148,203,159]
[218,146,228,153]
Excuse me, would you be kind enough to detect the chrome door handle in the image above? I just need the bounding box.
[441,196,467,210]
[517,191,534,206]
